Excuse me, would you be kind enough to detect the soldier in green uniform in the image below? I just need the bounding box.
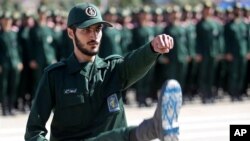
[131,6,155,107]
[243,5,250,96]
[224,3,249,101]
[0,11,23,115]
[24,3,181,141]
[99,7,123,58]
[181,5,198,101]
[28,5,57,98]
[17,11,35,111]
[60,11,74,60]
[119,8,134,56]
[163,5,189,96]
[195,2,221,103]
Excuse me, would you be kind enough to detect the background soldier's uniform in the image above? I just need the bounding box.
[183,17,198,100]
[0,25,22,115]
[163,22,188,92]
[196,17,220,103]
[17,14,33,111]
[99,26,122,58]
[224,15,249,100]
[28,21,56,96]
[131,11,155,107]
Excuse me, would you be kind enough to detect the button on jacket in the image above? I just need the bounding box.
[25,43,159,141]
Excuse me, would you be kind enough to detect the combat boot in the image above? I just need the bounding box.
[135,79,182,141]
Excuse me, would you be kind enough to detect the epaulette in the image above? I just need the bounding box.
[44,61,66,72]
[104,54,123,61]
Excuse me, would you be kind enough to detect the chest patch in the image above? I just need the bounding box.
[107,94,120,112]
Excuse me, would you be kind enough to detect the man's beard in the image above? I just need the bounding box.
[75,35,99,56]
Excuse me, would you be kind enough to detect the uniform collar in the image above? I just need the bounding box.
[66,53,108,74]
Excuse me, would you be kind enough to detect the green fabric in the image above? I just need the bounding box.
[25,42,159,141]
[196,18,221,97]
[85,127,136,141]
[29,24,56,66]
[163,23,189,87]
[99,27,122,58]
[120,27,133,56]
[224,18,249,95]
[0,30,22,113]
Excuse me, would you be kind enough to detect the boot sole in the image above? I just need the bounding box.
[161,79,182,141]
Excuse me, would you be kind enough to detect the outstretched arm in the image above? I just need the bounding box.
[118,34,174,89]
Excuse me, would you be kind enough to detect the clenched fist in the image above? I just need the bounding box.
[151,34,174,54]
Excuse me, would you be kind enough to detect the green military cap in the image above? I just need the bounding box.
[202,1,213,8]
[1,11,12,19]
[121,8,131,17]
[22,10,33,18]
[105,7,117,15]
[193,4,203,13]
[233,2,243,9]
[172,5,181,13]
[154,7,163,15]
[164,6,173,13]
[67,3,112,28]
[12,11,21,20]
[38,5,48,14]
[226,6,233,13]
[215,7,224,13]
[139,5,151,13]
[183,4,192,12]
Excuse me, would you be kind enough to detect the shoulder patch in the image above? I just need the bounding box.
[104,55,123,61]
[44,61,66,72]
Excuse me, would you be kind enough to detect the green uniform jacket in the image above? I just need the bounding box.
[225,19,249,57]
[99,27,122,58]
[196,18,221,58]
[0,31,21,69]
[29,24,56,67]
[25,43,158,141]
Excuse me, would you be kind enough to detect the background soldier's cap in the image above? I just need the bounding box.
[233,2,243,9]
[67,3,112,28]
[202,1,213,9]
[38,5,48,14]
[104,7,117,15]
[1,11,12,19]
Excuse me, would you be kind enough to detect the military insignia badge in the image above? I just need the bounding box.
[85,6,97,17]
[107,94,120,112]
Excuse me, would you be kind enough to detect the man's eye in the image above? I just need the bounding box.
[96,28,102,32]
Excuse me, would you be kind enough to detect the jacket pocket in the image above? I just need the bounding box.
[58,94,85,126]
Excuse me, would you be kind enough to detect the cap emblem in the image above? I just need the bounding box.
[85,6,97,17]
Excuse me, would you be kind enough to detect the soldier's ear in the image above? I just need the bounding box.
[67,28,74,40]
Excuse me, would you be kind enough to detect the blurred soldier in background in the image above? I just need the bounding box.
[119,8,134,56]
[151,7,165,101]
[224,3,250,101]
[118,8,134,104]
[243,5,250,96]
[0,11,23,116]
[60,11,74,60]
[196,1,221,103]
[163,5,189,98]
[182,4,198,101]
[17,11,35,112]
[131,6,155,107]
[99,7,123,58]
[51,10,64,61]
[28,5,57,99]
